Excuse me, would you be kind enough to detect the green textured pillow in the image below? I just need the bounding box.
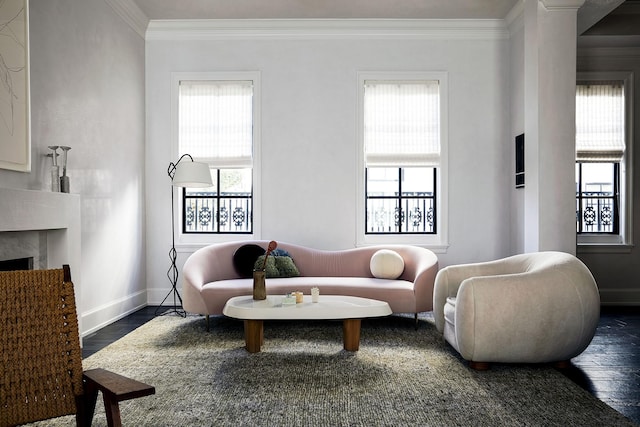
[275,256,300,277]
[254,255,300,278]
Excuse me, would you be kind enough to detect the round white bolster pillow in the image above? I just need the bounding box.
[370,249,405,279]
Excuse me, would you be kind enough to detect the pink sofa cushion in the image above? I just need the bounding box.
[200,276,416,315]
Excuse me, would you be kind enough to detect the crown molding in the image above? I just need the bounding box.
[145,19,510,41]
[505,0,525,36]
[104,0,149,38]
[540,0,586,11]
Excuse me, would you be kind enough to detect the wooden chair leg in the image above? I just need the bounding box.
[103,395,123,427]
[76,391,98,427]
[553,360,571,369]
[469,361,491,370]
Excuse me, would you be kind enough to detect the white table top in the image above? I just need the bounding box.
[222,295,392,320]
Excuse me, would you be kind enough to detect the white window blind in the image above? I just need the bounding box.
[576,82,625,162]
[179,80,253,168]
[364,81,440,167]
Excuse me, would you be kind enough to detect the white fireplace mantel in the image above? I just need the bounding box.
[0,187,82,326]
[1,187,79,233]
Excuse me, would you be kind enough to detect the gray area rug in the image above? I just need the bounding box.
[29,314,635,426]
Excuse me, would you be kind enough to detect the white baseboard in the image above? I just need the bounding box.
[599,288,640,306]
[147,287,185,306]
[80,290,148,338]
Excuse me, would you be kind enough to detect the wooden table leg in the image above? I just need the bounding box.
[244,319,264,353]
[343,318,362,351]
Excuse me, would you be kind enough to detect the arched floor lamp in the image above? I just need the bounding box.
[156,154,213,316]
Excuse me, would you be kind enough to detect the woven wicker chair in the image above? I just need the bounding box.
[0,265,155,427]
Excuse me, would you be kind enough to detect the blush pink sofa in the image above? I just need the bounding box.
[182,241,439,327]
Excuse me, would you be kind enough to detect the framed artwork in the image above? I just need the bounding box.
[0,0,30,172]
[515,133,524,188]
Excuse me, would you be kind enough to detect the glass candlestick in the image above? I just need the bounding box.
[59,146,71,193]
[60,175,69,193]
[48,146,59,166]
[48,146,60,192]
[51,165,60,192]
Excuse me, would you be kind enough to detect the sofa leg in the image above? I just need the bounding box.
[553,360,570,369]
[414,313,418,330]
[469,361,490,371]
[206,315,210,332]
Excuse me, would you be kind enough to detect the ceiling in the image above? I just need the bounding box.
[582,0,640,35]
[131,0,520,20]
[131,0,640,38]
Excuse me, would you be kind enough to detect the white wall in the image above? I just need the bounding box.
[145,22,512,301]
[576,42,640,305]
[509,16,526,255]
[509,10,640,304]
[0,0,147,334]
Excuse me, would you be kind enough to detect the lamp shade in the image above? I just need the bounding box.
[172,160,213,188]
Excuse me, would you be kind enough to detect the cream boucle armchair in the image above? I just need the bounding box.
[433,251,600,370]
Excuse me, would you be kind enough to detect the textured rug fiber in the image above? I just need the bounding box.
[29,314,635,426]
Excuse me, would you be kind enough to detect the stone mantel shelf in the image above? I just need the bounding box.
[0,187,80,232]
[0,187,82,335]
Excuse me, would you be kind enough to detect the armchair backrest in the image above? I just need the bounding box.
[0,265,84,426]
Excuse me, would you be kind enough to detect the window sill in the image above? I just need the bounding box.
[357,234,449,253]
[176,233,259,252]
[577,243,634,254]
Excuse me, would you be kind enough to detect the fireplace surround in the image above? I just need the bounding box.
[0,230,45,268]
[0,187,82,327]
[0,257,34,271]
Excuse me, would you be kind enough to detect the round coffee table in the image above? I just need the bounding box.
[222,295,392,353]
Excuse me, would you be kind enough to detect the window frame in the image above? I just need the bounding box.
[356,71,449,251]
[171,71,262,246]
[575,162,619,235]
[182,168,254,234]
[576,71,633,252]
[365,167,437,234]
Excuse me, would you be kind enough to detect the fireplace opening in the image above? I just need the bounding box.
[0,257,34,271]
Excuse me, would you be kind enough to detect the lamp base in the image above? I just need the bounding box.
[155,306,187,317]
[155,287,187,317]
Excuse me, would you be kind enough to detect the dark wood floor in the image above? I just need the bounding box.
[82,306,640,425]
[565,306,640,425]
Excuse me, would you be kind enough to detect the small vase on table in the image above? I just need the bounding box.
[253,269,266,300]
[252,240,277,301]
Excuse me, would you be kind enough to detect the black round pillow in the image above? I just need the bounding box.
[232,244,266,278]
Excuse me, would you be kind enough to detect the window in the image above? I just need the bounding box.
[366,167,436,233]
[177,78,256,234]
[358,73,448,248]
[576,162,618,234]
[575,75,631,247]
